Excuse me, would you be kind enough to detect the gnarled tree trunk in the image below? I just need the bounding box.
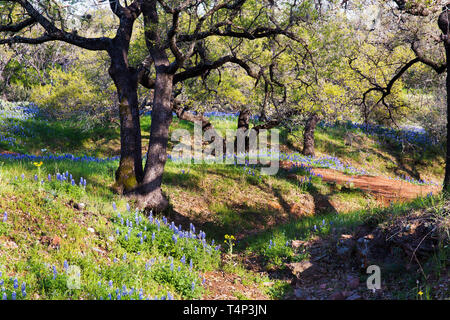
[439,7,450,191]
[109,65,143,193]
[302,113,319,157]
[133,70,174,211]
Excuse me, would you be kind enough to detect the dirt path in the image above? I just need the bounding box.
[314,168,440,201]
[280,161,440,204]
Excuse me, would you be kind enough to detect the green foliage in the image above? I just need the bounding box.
[29,68,105,119]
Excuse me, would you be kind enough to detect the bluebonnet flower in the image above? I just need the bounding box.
[112,202,117,211]
[123,253,127,261]
[180,255,186,264]
[191,282,195,292]
[170,262,174,271]
[109,280,113,287]
[172,234,178,244]
[11,292,16,300]
[2,293,6,300]
[13,278,18,289]
[52,266,57,280]
[126,203,130,212]
[64,260,68,270]
[2,211,6,223]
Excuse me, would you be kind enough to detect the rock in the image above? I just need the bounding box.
[291,240,307,249]
[286,260,323,280]
[329,291,345,300]
[87,227,95,233]
[2,240,18,249]
[287,260,313,275]
[74,203,86,210]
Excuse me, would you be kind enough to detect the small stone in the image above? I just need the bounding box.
[291,240,307,249]
[87,227,95,233]
[286,260,313,275]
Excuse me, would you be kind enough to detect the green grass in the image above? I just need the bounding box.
[0,111,448,300]
[0,158,221,300]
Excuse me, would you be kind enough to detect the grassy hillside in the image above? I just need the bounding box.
[0,102,448,300]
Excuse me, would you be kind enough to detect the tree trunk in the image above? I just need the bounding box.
[302,113,319,157]
[109,63,143,194]
[443,42,450,191]
[439,8,450,192]
[236,108,251,152]
[134,71,174,212]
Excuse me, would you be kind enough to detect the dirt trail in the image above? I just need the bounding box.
[280,161,440,203]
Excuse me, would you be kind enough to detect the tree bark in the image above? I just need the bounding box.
[109,65,143,193]
[443,43,450,191]
[134,70,174,212]
[107,22,143,193]
[236,108,251,152]
[302,113,319,157]
[439,8,450,191]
